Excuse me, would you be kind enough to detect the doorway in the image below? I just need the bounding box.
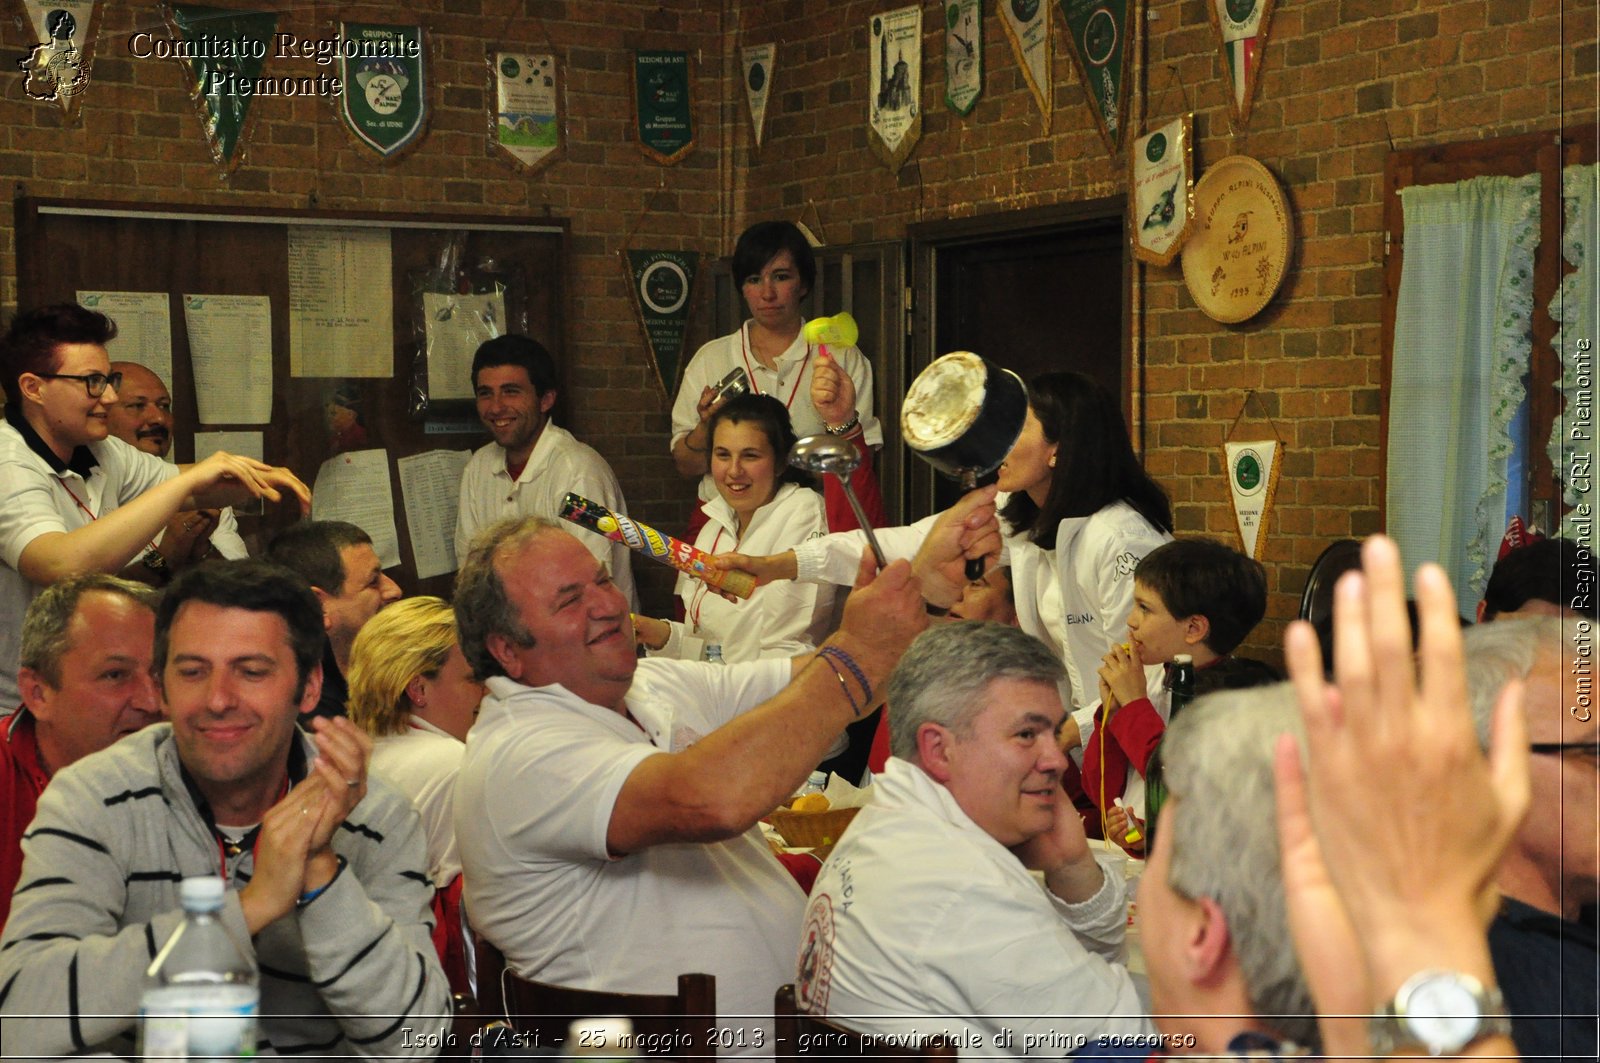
[907,198,1129,516]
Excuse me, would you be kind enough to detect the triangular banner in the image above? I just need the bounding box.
[623,249,700,399]
[944,0,982,116]
[1208,0,1276,129]
[17,0,98,118]
[489,52,563,175]
[1225,439,1281,560]
[999,0,1050,133]
[165,4,278,172]
[742,42,774,147]
[868,5,922,173]
[1130,113,1195,266]
[337,22,430,159]
[1059,0,1134,156]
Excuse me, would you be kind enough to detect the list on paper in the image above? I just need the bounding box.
[181,294,274,424]
[76,291,174,386]
[423,290,505,400]
[311,448,402,570]
[398,449,472,579]
[288,226,395,378]
[193,431,268,514]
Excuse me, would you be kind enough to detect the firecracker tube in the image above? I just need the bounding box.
[559,492,757,600]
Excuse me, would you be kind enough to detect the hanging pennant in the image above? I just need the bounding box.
[998,0,1050,132]
[742,43,775,147]
[1129,114,1195,266]
[623,249,700,399]
[165,5,278,173]
[336,22,429,159]
[18,0,98,117]
[489,52,562,175]
[1223,393,1286,561]
[634,50,695,164]
[944,0,982,116]
[1207,0,1276,129]
[1059,0,1133,156]
[868,5,922,173]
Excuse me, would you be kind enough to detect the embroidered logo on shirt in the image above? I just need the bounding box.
[1113,551,1141,578]
[796,895,836,1014]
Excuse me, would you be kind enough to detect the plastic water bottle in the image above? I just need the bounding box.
[138,876,259,1060]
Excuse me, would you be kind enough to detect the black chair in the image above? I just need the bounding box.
[1298,539,1362,625]
[773,984,958,1060]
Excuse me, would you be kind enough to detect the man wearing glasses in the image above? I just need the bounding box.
[1464,616,1598,1061]
[106,359,249,572]
[0,303,310,709]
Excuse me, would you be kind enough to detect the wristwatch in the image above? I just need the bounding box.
[1369,970,1511,1056]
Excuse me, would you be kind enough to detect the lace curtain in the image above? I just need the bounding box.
[1546,163,1600,539]
[1387,173,1541,619]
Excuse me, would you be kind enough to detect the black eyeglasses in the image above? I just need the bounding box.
[37,371,122,397]
[1530,741,1600,763]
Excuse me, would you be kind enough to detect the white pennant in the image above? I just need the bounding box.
[742,43,774,147]
[1225,439,1280,560]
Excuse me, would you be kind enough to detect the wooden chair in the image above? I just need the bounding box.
[774,984,958,1060]
[473,933,716,1059]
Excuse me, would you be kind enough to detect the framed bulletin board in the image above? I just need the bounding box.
[15,197,568,599]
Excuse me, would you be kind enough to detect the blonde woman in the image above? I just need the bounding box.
[347,596,484,993]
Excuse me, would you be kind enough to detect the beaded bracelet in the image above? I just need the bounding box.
[817,654,863,718]
[296,854,347,909]
[818,645,873,710]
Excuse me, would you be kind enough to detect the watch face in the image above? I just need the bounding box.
[1405,976,1482,1050]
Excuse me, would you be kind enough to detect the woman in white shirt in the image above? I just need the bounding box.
[347,595,485,994]
[636,394,837,663]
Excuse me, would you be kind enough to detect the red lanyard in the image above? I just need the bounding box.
[688,526,728,630]
[57,476,162,556]
[740,326,811,410]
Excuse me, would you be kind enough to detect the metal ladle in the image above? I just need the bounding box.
[788,435,888,569]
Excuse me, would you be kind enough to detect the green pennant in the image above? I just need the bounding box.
[623,249,699,397]
[337,23,429,158]
[1058,0,1132,156]
[165,4,277,169]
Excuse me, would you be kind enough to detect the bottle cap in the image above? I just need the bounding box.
[179,875,226,912]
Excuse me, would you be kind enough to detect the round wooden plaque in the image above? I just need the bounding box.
[1180,155,1294,324]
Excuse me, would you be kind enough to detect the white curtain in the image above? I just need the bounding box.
[1546,163,1600,538]
[1387,173,1541,618]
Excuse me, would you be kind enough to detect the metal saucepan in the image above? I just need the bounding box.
[901,351,1028,578]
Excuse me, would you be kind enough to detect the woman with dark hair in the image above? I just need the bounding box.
[636,393,839,662]
[725,371,1173,741]
[668,221,884,530]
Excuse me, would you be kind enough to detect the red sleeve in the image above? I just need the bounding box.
[1081,711,1132,816]
[1105,696,1166,776]
[823,436,887,532]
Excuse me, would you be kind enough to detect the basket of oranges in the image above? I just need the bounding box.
[768,792,861,849]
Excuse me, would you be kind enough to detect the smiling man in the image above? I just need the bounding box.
[106,360,250,572]
[452,516,926,1054]
[453,335,635,606]
[0,304,310,708]
[0,560,449,1057]
[797,621,1151,1055]
[0,574,160,932]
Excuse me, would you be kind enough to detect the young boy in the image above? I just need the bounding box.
[1082,538,1278,848]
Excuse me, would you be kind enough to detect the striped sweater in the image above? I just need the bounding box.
[0,722,450,1057]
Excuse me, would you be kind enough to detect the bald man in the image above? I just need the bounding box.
[107,361,248,574]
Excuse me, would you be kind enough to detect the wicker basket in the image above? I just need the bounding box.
[768,806,861,849]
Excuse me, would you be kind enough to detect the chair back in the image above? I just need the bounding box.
[773,984,957,1060]
[1299,538,1363,624]
[475,934,716,1059]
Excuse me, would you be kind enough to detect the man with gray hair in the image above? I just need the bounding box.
[796,621,1150,1054]
[0,573,159,931]
[1463,616,1597,1061]
[453,515,927,1055]
[1129,682,1320,1056]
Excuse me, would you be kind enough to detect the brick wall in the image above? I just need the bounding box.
[2,1,1595,644]
[737,0,1597,662]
